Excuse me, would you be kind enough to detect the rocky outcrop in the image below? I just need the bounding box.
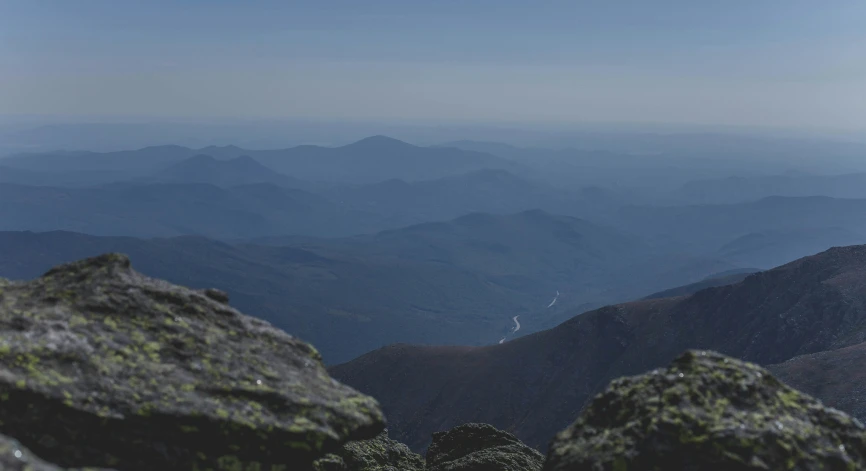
[544,350,866,471]
[0,253,384,470]
[312,430,424,471]
[426,423,543,471]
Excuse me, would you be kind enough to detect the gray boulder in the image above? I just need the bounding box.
[0,253,384,470]
[545,350,866,471]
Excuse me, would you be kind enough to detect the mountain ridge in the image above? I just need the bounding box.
[330,244,866,451]
[1,136,522,185]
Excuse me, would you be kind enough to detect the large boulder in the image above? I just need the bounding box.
[545,350,866,471]
[312,430,424,471]
[426,423,544,471]
[0,253,385,470]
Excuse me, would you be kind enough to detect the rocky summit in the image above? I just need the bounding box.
[544,350,866,471]
[312,429,424,471]
[0,253,384,470]
[426,423,544,471]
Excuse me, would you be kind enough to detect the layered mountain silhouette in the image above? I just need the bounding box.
[675,172,866,204]
[641,268,760,300]
[718,227,866,269]
[331,244,866,451]
[1,145,194,174]
[317,169,608,225]
[1,136,520,186]
[143,154,309,189]
[251,135,522,183]
[0,181,378,238]
[613,196,866,259]
[255,210,737,334]
[0,211,736,363]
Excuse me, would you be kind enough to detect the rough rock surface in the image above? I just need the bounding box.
[312,430,423,471]
[426,423,543,471]
[0,253,384,470]
[312,454,347,471]
[0,432,114,471]
[545,350,866,471]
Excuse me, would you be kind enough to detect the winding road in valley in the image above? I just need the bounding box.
[499,291,556,344]
[547,290,560,308]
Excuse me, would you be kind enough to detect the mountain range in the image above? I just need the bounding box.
[331,244,866,450]
[5,132,866,464]
[674,172,866,204]
[612,196,866,262]
[0,136,521,186]
[141,153,310,189]
[0,210,739,364]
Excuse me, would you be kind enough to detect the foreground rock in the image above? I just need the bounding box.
[426,423,543,471]
[545,350,866,471]
[0,253,384,470]
[312,430,423,471]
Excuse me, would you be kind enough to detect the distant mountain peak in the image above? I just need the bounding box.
[136,144,191,152]
[344,135,413,150]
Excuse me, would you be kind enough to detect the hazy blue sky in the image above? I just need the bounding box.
[2,1,865,130]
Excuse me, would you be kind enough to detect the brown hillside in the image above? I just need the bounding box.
[331,245,866,451]
[769,340,866,424]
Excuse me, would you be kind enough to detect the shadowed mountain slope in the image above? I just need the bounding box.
[331,245,866,451]
[642,269,760,300]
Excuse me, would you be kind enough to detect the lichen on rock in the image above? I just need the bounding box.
[0,253,385,470]
[426,423,544,471]
[544,350,866,471]
[312,429,423,471]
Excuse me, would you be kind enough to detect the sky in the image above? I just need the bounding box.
[2,0,866,131]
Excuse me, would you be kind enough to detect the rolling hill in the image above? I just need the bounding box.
[0,230,527,364]
[331,245,866,451]
[768,341,866,425]
[613,196,866,259]
[0,212,739,364]
[0,182,379,238]
[254,210,739,336]
[319,169,578,222]
[717,227,866,269]
[143,154,309,189]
